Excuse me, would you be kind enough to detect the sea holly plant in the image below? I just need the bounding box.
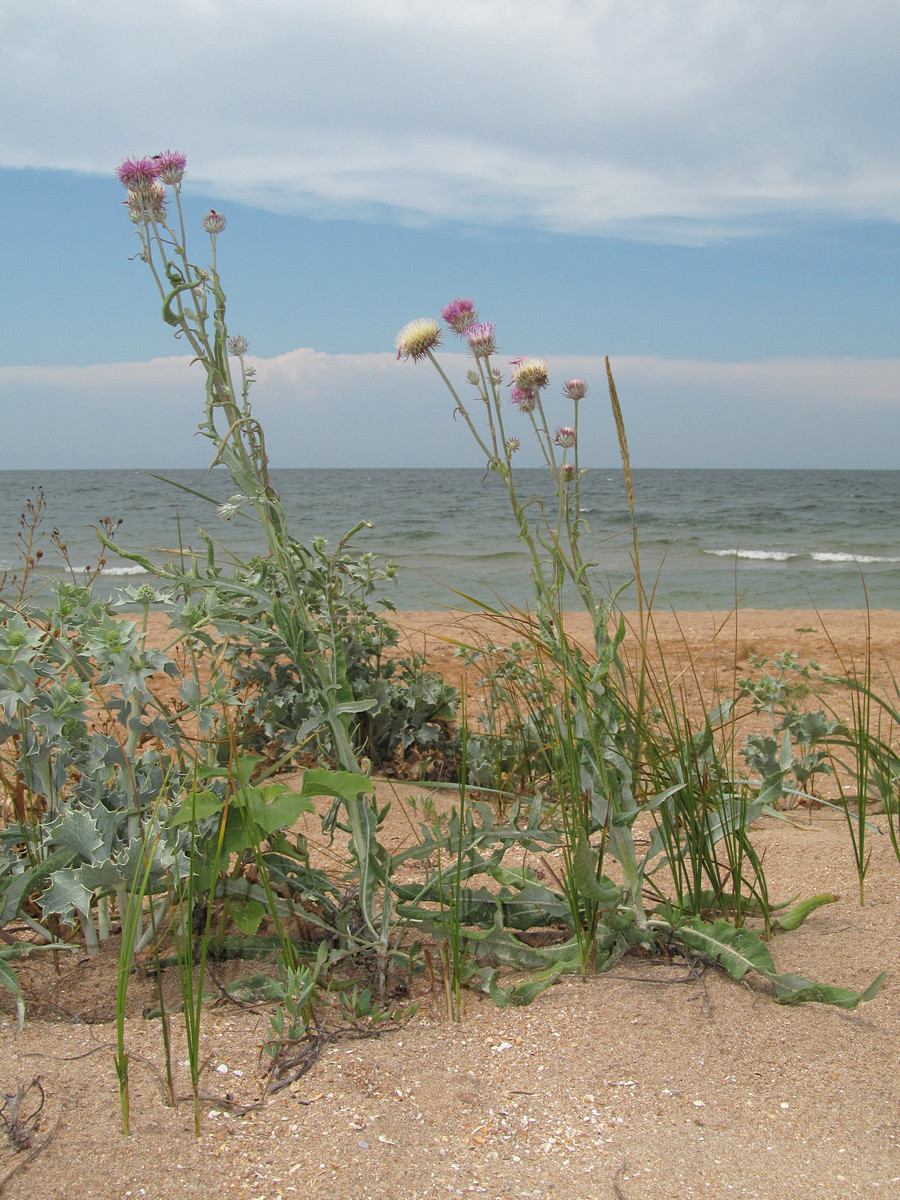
[395,301,885,1009]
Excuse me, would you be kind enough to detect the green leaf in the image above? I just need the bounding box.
[770,970,886,1009]
[230,899,266,936]
[0,960,25,1030]
[572,837,622,907]
[299,768,374,804]
[485,966,560,1008]
[775,894,837,932]
[246,790,315,837]
[679,917,776,979]
[170,790,226,826]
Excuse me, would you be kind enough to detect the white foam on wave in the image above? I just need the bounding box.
[101,564,149,577]
[812,552,900,564]
[704,549,796,562]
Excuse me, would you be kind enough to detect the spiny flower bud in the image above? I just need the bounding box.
[228,335,249,355]
[563,379,587,401]
[203,209,227,234]
[505,437,520,454]
[395,318,441,362]
[554,426,577,449]
[441,297,478,334]
[466,370,480,385]
[510,386,537,414]
[563,463,576,481]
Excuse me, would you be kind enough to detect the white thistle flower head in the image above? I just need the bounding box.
[511,357,549,391]
[228,335,249,355]
[203,209,227,234]
[395,318,441,362]
[554,426,577,449]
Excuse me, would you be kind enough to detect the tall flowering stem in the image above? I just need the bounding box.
[397,305,646,928]
[117,153,361,772]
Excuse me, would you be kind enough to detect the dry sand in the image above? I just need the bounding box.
[1,608,898,1199]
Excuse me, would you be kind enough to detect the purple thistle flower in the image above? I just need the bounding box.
[464,322,496,358]
[116,156,160,192]
[154,149,187,185]
[554,426,577,449]
[203,209,227,234]
[563,379,587,401]
[441,297,478,334]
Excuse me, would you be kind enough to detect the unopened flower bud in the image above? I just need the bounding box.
[395,318,441,362]
[510,386,536,414]
[563,379,587,401]
[554,426,577,449]
[203,209,227,234]
[505,437,521,454]
[466,370,480,385]
[563,463,576,481]
[228,335,249,355]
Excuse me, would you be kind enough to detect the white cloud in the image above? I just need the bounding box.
[2,348,898,469]
[2,0,898,240]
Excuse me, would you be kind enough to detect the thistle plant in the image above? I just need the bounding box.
[116,152,364,774]
[396,303,646,939]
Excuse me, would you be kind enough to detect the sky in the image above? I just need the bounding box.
[1,0,898,470]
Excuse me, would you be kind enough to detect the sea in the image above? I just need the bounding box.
[1,469,898,612]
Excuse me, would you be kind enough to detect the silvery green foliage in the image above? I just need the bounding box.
[0,583,197,944]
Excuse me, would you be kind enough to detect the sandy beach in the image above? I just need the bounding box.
[2,607,899,1199]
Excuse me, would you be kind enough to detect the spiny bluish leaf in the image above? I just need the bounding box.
[38,870,93,921]
[47,807,103,861]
